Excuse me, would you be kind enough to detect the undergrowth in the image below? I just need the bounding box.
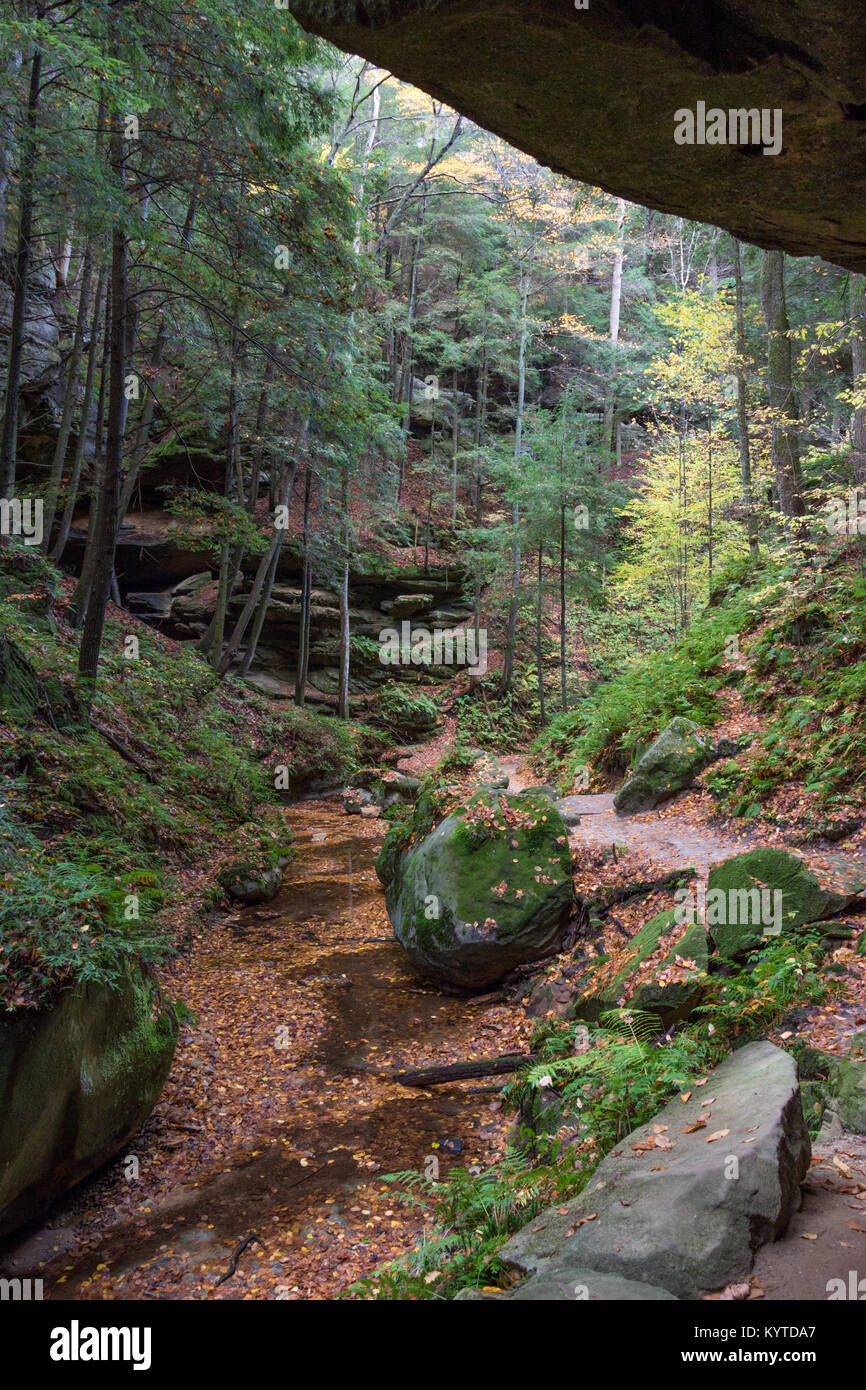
[353,932,831,1300]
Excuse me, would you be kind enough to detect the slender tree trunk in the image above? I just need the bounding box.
[707,411,713,585]
[760,249,804,520]
[42,244,93,548]
[238,538,279,678]
[732,237,759,555]
[535,545,546,724]
[0,44,41,500]
[294,466,314,704]
[69,279,111,624]
[397,186,427,504]
[247,356,275,513]
[451,366,460,522]
[218,400,312,675]
[77,110,128,710]
[338,470,350,720]
[52,263,107,562]
[560,502,568,711]
[57,262,107,572]
[500,228,536,694]
[217,455,300,675]
[201,309,241,667]
[850,273,866,490]
[602,196,626,457]
[118,315,167,519]
[0,49,23,249]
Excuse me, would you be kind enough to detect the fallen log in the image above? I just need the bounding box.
[393,1052,534,1088]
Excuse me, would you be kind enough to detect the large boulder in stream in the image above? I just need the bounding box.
[0,966,177,1237]
[472,1042,809,1301]
[386,790,574,990]
[614,717,716,813]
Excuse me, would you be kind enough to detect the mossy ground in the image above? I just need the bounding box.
[534,540,866,839]
[0,544,362,1010]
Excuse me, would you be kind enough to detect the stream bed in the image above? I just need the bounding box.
[0,800,525,1300]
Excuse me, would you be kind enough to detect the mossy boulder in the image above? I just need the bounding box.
[706,848,866,960]
[467,749,509,790]
[346,767,421,811]
[0,966,177,1237]
[386,790,573,989]
[218,854,290,903]
[614,717,716,813]
[798,1036,866,1136]
[572,909,708,1028]
[825,1036,866,1134]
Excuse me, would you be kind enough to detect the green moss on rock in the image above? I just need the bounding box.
[613,717,716,813]
[387,790,573,989]
[0,965,177,1237]
[706,848,866,960]
[572,909,707,1027]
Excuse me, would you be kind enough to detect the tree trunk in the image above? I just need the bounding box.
[602,196,626,456]
[535,545,546,724]
[247,356,275,514]
[850,273,866,489]
[560,502,568,711]
[76,112,128,711]
[0,45,41,500]
[0,49,23,249]
[118,316,167,520]
[294,467,314,705]
[760,249,804,520]
[338,471,350,720]
[52,263,107,562]
[397,186,427,504]
[732,237,759,555]
[42,243,93,548]
[218,430,305,675]
[500,229,536,694]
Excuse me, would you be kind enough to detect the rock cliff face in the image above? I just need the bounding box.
[0,249,67,464]
[288,0,866,272]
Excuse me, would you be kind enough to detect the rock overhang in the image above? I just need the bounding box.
[288,0,866,271]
